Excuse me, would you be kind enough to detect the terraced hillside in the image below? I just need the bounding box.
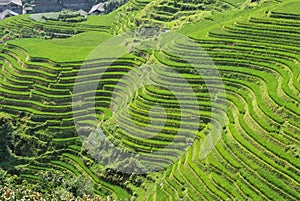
[134,0,238,28]
[154,5,300,200]
[0,0,299,200]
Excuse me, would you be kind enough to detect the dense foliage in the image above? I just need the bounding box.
[42,10,87,22]
[0,168,105,200]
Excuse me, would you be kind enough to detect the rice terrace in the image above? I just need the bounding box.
[0,0,299,200]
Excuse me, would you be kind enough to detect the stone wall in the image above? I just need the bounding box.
[33,0,102,12]
[34,0,61,12]
[62,0,89,11]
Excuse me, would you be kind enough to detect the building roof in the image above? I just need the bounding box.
[0,0,22,6]
[0,9,18,20]
[0,0,11,6]
[24,6,33,10]
[88,2,105,14]
[12,0,21,6]
[78,9,87,17]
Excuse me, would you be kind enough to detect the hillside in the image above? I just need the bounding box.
[0,0,299,200]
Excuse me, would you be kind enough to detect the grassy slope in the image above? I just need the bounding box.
[8,32,112,62]
[6,0,248,63]
[81,12,117,26]
[181,0,300,36]
[150,0,300,200]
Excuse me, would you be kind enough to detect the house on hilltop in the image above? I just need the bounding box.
[88,2,105,14]
[0,0,110,19]
[0,8,18,19]
[0,0,22,13]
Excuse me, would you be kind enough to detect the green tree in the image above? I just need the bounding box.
[0,167,7,185]
[65,175,94,197]
[0,117,13,162]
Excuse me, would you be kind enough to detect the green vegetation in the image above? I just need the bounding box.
[0,0,299,200]
[9,32,112,62]
[30,10,87,23]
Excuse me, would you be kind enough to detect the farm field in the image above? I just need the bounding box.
[0,0,299,200]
